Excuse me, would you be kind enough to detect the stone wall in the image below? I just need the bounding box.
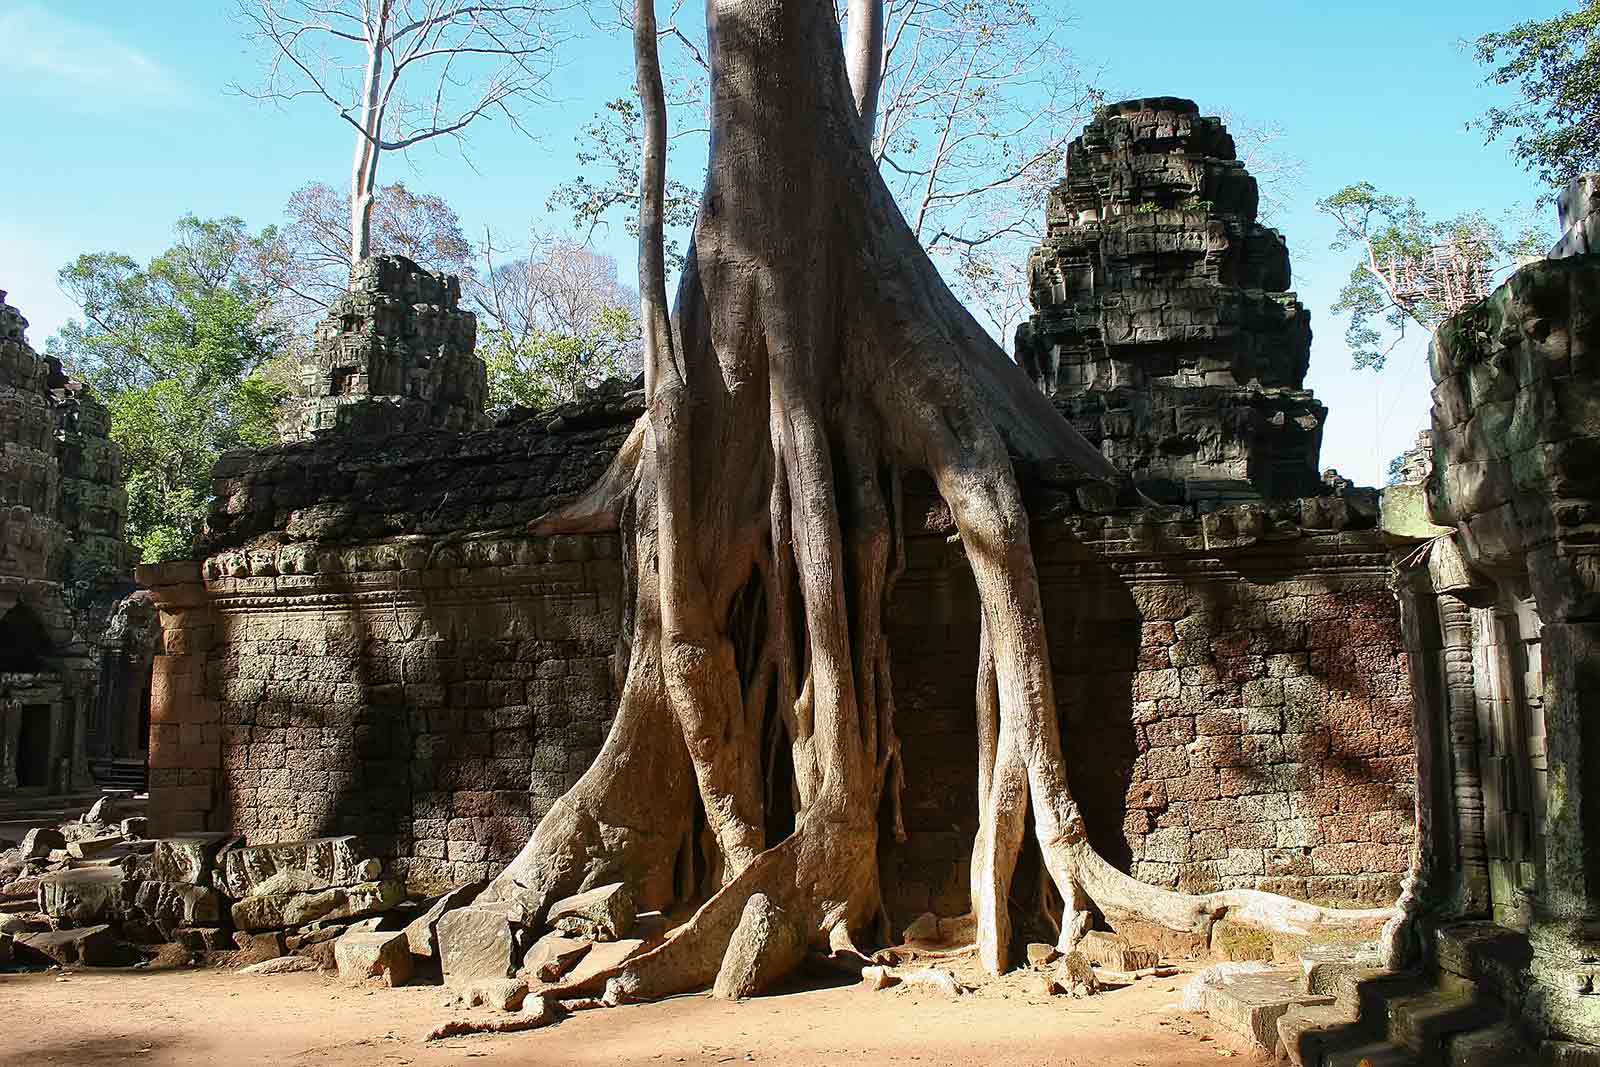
[883,515,1413,923]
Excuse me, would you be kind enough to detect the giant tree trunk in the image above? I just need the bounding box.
[485,0,1393,997]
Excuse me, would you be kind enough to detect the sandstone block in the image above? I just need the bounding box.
[1077,930,1159,971]
[712,893,804,1000]
[438,901,524,989]
[17,925,137,967]
[240,955,323,976]
[220,836,378,898]
[521,931,591,982]
[232,930,287,963]
[143,834,238,886]
[131,880,226,930]
[335,929,414,986]
[1025,942,1061,968]
[559,936,646,991]
[37,867,128,926]
[1045,952,1099,997]
[231,880,404,931]
[545,881,635,942]
[403,880,484,959]
[20,828,65,862]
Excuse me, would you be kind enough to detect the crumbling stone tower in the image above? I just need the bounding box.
[1017,97,1326,503]
[282,255,487,439]
[0,290,140,794]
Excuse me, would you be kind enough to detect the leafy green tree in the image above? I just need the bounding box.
[1475,2,1600,192]
[48,216,289,562]
[1318,182,1544,370]
[481,306,640,411]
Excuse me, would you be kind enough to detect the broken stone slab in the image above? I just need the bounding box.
[334,929,414,986]
[141,834,239,886]
[860,964,897,991]
[172,927,233,954]
[545,882,636,943]
[521,931,592,983]
[1077,929,1160,972]
[713,892,804,1000]
[1026,942,1061,968]
[555,937,647,993]
[438,901,526,990]
[232,930,288,963]
[230,880,404,931]
[37,866,129,926]
[1044,952,1100,997]
[404,880,484,959]
[898,966,966,998]
[240,955,323,976]
[67,834,127,860]
[1183,962,1334,1053]
[130,880,227,930]
[220,837,381,899]
[16,925,138,967]
[20,828,65,862]
[453,978,530,1013]
[119,817,148,840]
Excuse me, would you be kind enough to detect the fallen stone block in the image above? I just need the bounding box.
[860,964,897,991]
[1026,942,1061,968]
[404,880,484,959]
[131,881,226,932]
[335,929,413,986]
[141,835,239,886]
[37,867,128,926]
[457,978,529,1012]
[1077,929,1159,971]
[898,966,965,998]
[20,828,65,863]
[438,901,526,990]
[67,834,128,860]
[220,837,380,899]
[231,880,404,931]
[120,817,148,840]
[232,930,288,963]
[17,925,137,967]
[240,955,323,976]
[713,892,804,1000]
[521,932,591,982]
[172,927,233,954]
[546,882,636,942]
[557,937,646,992]
[1044,951,1100,997]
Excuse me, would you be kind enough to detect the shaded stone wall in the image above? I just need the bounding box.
[882,517,1413,924]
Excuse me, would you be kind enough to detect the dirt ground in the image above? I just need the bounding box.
[0,959,1264,1067]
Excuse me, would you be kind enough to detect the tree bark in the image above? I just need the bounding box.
[486,0,1397,998]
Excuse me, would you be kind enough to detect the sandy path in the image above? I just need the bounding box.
[0,963,1257,1067]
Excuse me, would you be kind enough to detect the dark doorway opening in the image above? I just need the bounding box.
[0,605,54,672]
[16,705,52,789]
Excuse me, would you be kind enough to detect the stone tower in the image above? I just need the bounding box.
[0,289,140,794]
[1016,97,1326,503]
[282,255,487,439]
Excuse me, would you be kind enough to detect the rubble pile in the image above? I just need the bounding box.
[0,795,458,977]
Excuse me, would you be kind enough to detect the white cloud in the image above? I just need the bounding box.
[0,5,181,99]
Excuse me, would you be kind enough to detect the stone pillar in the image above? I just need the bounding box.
[1436,593,1491,918]
[137,562,221,835]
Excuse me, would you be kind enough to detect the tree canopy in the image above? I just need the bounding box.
[1318,182,1543,370]
[1475,1,1600,192]
[48,216,290,562]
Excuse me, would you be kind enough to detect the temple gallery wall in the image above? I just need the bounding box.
[120,100,1597,1052]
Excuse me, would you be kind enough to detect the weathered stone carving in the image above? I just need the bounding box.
[1016,98,1325,503]
[281,255,488,440]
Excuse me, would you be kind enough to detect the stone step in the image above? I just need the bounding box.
[1323,1040,1423,1067]
[1441,1023,1535,1066]
[1277,1002,1367,1067]
[1184,964,1334,1054]
[1384,987,1500,1064]
[1299,941,1384,996]
[1338,969,1433,1024]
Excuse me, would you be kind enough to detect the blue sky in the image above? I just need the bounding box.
[0,0,1569,485]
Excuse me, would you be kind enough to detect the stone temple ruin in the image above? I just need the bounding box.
[0,99,1596,1063]
[0,291,147,798]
